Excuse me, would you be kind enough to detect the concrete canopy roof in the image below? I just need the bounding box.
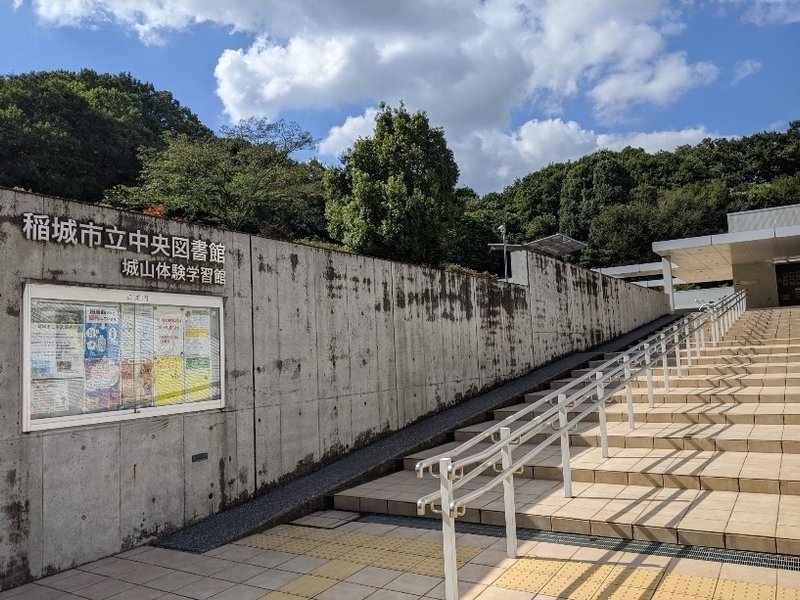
[652,225,800,284]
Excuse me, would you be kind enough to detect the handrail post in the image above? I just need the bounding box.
[693,325,701,360]
[684,323,693,367]
[711,308,719,346]
[673,325,683,377]
[699,319,706,351]
[439,458,459,600]
[596,371,608,458]
[644,343,654,409]
[660,333,670,391]
[558,394,572,498]
[623,355,635,429]
[499,427,518,559]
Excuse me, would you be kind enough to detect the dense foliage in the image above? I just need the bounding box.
[2,69,798,274]
[107,118,327,238]
[325,103,461,265]
[489,123,800,268]
[0,70,209,201]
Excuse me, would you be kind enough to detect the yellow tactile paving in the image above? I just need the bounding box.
[309,559,365,580]
[277,574,338,598]
[230,524,800,600]
[713,579,777,600]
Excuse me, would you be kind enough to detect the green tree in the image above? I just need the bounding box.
[0,69,209,201]
[325,103,460,265]
[106,118,325,237]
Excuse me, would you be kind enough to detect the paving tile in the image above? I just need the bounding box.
[204,583,267,599]
[244,569,302,590]
[71,577,136,600]
[346,567,403,587]
[384,573,442,595]
[171,576,235,600]
[143,570,203,592]
[244,550,298,568]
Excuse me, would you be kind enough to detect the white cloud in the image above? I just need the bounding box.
[318,108,379,159]
[732,59,762,84]
[719,0,800,25]
[22,0,728,193]
[319,116,715,194]
[589,53,719,119]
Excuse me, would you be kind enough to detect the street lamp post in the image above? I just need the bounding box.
[498,223,508,281]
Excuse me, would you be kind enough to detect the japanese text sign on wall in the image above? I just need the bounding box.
[21,213,226,286]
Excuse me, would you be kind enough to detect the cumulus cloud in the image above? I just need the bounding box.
[318,113,716,193]
[732,59,762,84]
[318,108,379,159]
[719,0,800,25]
[21,0,729,192]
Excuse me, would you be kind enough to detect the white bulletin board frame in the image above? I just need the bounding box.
[22,283,225,432]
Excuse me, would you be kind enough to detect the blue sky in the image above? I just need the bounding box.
[2,0,798,194]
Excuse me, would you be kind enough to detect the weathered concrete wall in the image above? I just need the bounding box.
[0,189,670,589]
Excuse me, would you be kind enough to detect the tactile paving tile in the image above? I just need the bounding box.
[337,532,404,551]
[409,559,446,578]
[520,558,570,574]
[396,539,446,556]
[494,567,555,593]
[657,573,718,598]
[310,559,365,580]
[370,551,426,572]
[778,587,800,600]
[613,567,664,590]
[539,575,607,600]
[289,527,344,542]
[595,585,656,600]
[334,545,389,564]
[304,542,356,560]
[277,574,338,598]
[242,534,294,550]
[713,579,776,600]
[267,537,321,554]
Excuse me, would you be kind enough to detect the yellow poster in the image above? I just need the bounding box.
[154,356,184,405]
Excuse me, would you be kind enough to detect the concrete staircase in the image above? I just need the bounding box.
[334,307,800,556]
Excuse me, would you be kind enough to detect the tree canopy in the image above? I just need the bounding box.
[324,103,460,265]
[106,118,327,238]
[0,69,210,201]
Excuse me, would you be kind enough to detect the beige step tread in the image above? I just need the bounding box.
[553,373,800,390]
[455,418,800,453]
[334,470,800,554]
[526,386,800,404]
[401,441,800,495]
[495,401,800,424]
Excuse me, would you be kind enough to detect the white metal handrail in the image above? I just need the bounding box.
[417,289,747,600]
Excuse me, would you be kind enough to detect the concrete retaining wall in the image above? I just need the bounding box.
[0,189,669,589]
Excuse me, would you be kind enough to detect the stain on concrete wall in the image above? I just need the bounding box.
[0,189,669,590]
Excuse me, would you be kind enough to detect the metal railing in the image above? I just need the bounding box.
[415,290,747,600]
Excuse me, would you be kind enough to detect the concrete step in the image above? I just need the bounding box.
[453,418,800,454]
[495,401,800,425]
[333,470,800,554]
[525,386,800,404]
[550,373,800,390]
[401,442,800,496]
[688,344,800,356]
[571,363,800,378]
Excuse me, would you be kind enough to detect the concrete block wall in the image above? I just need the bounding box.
[0,189,670,589]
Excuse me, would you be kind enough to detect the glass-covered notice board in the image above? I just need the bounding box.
[22,284,224,431]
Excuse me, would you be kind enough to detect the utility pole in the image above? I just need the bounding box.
[498,223,508,281]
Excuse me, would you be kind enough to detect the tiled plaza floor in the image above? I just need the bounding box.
[3,511,800,600]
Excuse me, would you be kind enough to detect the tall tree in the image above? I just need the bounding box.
[0,69,209,201]
[106,118,325,237]
[325,103,460,265]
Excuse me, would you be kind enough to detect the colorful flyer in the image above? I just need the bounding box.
[83,357,121,412]
[184,308,211,356]
[185,356,211,402]
[84,305,121,360]
[155,307,183,356]
[154,356,184,405]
